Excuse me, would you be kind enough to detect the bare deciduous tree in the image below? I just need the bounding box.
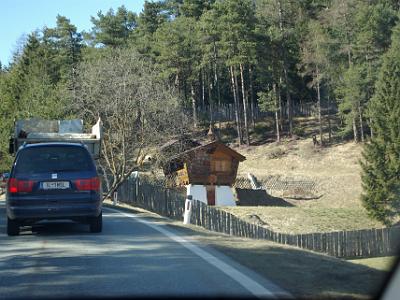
[73,48,189,198]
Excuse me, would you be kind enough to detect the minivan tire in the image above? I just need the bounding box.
[7,217,20,236]
[90,212,102,233]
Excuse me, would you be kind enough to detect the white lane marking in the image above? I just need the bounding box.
[105,207,292,299]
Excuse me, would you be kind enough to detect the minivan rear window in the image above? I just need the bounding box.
[15,146,95,174]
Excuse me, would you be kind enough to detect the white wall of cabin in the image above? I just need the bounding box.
[215,186,236,206]
[186,184,236,206]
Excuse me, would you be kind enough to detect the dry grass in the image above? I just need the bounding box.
[234,137,363,209]
[223,117,386,233]
[206,236,388,299]
[221,206,384,234]
[348,256,397,272]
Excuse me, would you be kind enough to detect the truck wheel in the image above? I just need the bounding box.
[90,212,102,233]
[7,217,20,236]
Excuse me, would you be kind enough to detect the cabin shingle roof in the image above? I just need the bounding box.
[168,140,246,162]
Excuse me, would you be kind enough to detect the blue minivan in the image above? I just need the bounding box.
[6,143,102,236]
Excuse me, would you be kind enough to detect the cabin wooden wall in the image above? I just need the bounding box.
[177,149,239,186]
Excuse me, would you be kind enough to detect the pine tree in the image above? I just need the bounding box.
[154,16,202,127]
[337,64,366,142]
[300,19,331,144]
[215,0,257,145]
[360,24,400,226]
[88,6,137,48]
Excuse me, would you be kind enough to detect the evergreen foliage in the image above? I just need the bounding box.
[0,0,399,202]
[360,24,400,225]
[87,6,137,47]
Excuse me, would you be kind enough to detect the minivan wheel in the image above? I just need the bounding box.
[90,212,102,233]
[7,217,20,236]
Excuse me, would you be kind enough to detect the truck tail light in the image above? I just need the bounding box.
[74,177,100,191]
[8,178,34,193]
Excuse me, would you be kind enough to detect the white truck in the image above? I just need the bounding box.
[9,118,102,159]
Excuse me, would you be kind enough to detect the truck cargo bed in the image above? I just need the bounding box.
[9,118,102,159]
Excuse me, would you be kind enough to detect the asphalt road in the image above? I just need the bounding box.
[0,198,290,299]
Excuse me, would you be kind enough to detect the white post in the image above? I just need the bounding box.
[113,191,118,205]
[247,173,261,190]
[183,195,193,225]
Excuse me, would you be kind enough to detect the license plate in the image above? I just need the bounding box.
[42,181,70,190]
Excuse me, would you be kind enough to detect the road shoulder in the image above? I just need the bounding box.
[103,200,388,299]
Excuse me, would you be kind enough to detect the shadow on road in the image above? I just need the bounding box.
[0,204,253,298]
[0,200,393,299]
[163,221,391,299]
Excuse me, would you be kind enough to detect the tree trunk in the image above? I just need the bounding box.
[249,65,256,130]
[370,117,373,139]
[278,0,292,137]
[316,66,323,144]
[233,66,243,144]
[278,76,283,132]
[284,68,293,137]
[273,83,280,142]
[213,41,222,129]
[358,102,364,142]
[352,115,358,143]
[327,93,332,143]
[201,69,205,110]
[208,70,214,126]
[191,84,197,128]
[104,165,139,200]
[240,63,250,146]
[98,161,111,194]
[183,77,188,107]
[229,66,242,144]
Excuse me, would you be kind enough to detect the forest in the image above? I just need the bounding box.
[0,0,399,224]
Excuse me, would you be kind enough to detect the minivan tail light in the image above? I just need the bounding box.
[8,178,17,193]
[8,178,34,193]
[74,177,100,191]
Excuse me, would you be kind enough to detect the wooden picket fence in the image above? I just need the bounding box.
[116,177,400,259]
[116,176,186,219]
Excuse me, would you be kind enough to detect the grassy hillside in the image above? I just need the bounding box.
[215,117,385,234]
[235,137,363,209]
[146,116,383,233]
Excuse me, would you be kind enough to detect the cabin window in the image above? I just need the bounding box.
[211,159,231,172]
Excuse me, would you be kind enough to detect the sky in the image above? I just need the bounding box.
[0,0,146,67]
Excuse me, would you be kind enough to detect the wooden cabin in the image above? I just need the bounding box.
[163,140,246,187]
